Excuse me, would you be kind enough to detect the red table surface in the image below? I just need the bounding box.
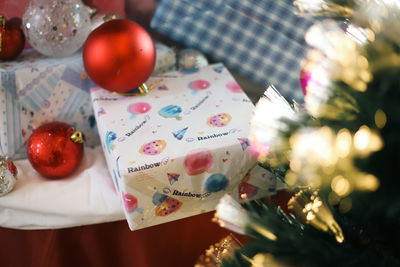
[0,191,292,267]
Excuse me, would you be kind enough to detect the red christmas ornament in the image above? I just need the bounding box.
[82,19,155,94]
[0,15,25,61]
[27,122,84,179]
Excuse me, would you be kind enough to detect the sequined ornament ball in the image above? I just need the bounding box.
[22,0,92,57]
[0,156,18,197]
[27,121,84,179]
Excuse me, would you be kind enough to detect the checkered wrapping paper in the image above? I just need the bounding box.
[151,0,315,102]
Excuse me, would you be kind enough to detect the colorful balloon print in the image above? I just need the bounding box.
[105,131,117,153]
[188,79,210,94]
[128,102,151,118]
[204,173,228,192]
[225,81,243,93]
[122,192,138,213]
[139,140,167,155]
[207,113,232,127]
[184,148,213,176]
[155,197,182,216]
[159,105,183,120]
[152,191,168,206]
[152,192,182,216]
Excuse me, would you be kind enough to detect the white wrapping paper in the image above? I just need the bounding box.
[91,64,259,230]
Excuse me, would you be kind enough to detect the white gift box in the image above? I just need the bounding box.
[0,43,176,159]
[91,64,260,230]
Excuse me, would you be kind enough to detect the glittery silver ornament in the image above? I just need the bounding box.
[0,156,18,197]
[91,13,121,31]
[178,48,208,70]
[22,0,92,57]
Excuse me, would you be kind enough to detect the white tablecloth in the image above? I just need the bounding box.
[0,146,125,230]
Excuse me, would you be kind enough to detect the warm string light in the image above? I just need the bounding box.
[336,128,352,158]
[374,109,387,128]
[302,50,332,118]
[294,0,354,17]
[345,24,375,44]
[354,125,383,154]
[251,223,278,241]
[290,1,393,205]
[331,175,351,196]
[299,16,400,126]
[297,0,400,110]
[355,0,400,40]
[250,88,384,201]
[285,124,382,197]
[305,20,372,95]
[195,234,243,267]
[243,3,398,257]
[243,253,288,267]
[249,86,296,162]
[288,189,344,243]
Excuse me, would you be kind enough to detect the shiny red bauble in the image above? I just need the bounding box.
[0,16,25,60]
[82,19,156,93]
[26,122,84,179]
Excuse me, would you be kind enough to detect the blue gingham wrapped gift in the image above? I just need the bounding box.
[151,0,314,102]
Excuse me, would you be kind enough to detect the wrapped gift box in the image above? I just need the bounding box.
[92,64,261,230]
[0,43,176,159]
[150,0,314,102]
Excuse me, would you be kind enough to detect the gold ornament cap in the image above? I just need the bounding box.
[115,81,163,96]
[138,83,149,95]
[70,129,84,144]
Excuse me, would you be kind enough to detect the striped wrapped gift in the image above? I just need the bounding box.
[0,49,99,159]
[151,0,314,102]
